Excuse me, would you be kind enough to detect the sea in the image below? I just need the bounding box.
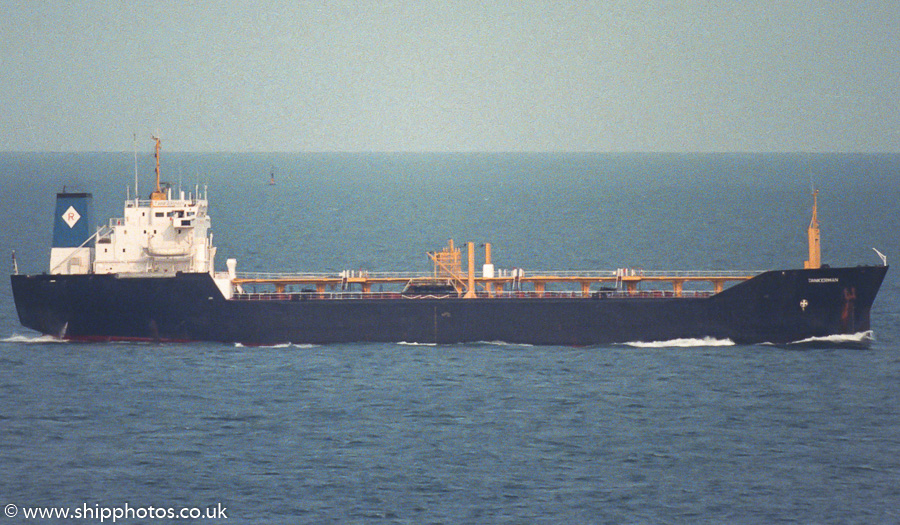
[1,152,899,524]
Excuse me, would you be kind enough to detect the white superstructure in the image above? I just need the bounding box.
[49,137,221,281]
[92,188,216,274]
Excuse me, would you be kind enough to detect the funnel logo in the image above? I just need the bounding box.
[62,206,81,228]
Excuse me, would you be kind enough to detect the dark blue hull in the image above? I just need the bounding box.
[10,266,888,346]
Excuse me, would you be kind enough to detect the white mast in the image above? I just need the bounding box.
[133,133,138,199]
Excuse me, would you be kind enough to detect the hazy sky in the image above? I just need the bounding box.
[2,1,898,152]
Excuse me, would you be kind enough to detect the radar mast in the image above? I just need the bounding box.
[150,136,166,202]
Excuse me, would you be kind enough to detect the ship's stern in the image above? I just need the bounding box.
[11,274,70,337]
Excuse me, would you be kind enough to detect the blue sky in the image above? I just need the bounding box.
[1,1,898,152]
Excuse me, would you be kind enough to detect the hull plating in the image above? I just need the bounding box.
[10,266,888,346]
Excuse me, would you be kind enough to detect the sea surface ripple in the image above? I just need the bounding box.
[1,153,899,523]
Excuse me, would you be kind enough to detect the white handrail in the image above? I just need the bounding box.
[230,289,719,301]
[233,269,764,280]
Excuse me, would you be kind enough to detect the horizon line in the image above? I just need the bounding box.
[2,150,899,155]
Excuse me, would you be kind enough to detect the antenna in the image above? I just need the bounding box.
[133,132,138,199]
[809,188,819,230]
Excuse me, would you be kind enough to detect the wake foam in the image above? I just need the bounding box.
[475,340,534,348]
[619,337,736,348]
[0,333,67,344]
[788,330,874,346]
[397,341,534,347]
[233,342,318,349]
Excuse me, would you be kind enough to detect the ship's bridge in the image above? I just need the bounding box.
[48,136,217,276]
[92,190,215,275]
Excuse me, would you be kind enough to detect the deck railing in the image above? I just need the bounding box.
[233,269,763,281]
[235,270,433,280]
[230,289,716,301]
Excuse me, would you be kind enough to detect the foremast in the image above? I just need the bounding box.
[804,189,821,269]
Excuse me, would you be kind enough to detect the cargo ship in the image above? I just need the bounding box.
[10,140,889,346]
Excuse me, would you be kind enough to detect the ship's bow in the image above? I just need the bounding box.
[710,265,889,344]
